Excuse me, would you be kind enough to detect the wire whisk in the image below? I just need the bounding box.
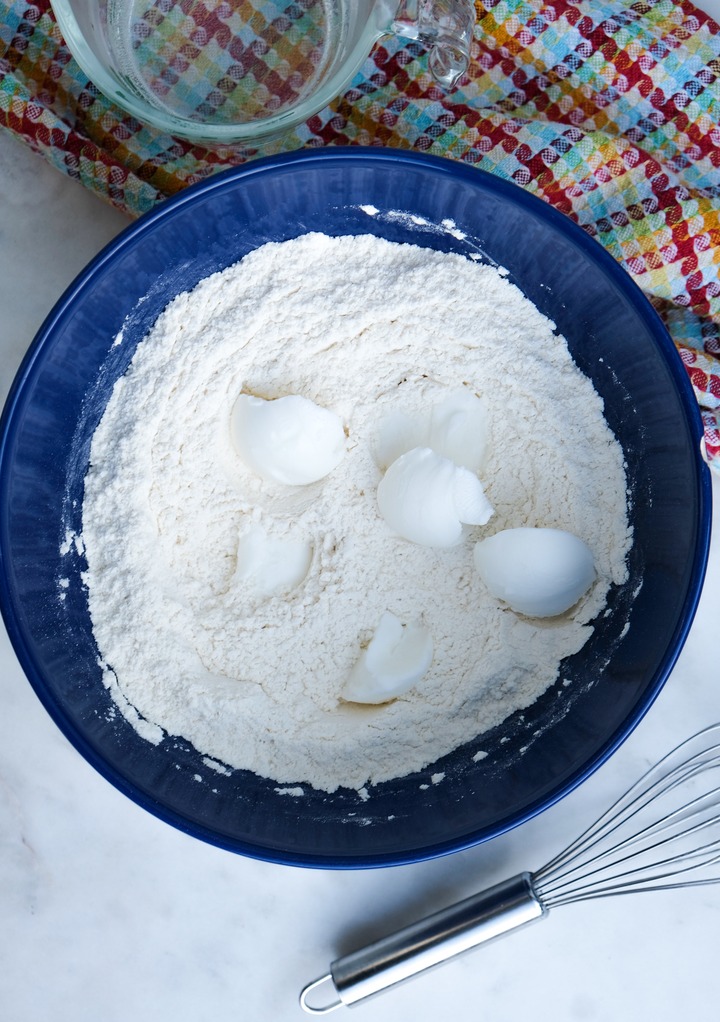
[300,724,720,1014]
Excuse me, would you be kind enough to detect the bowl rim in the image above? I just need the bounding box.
[0,147,713,868]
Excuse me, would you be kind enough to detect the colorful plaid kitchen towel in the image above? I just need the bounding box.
[1,0,719,467]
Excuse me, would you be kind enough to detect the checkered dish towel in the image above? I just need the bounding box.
[1,0,719,467]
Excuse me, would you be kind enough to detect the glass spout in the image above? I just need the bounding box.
[394,0,476,88]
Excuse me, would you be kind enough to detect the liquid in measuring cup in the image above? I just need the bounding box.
[107,0,345,126]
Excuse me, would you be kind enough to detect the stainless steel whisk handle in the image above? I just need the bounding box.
[299,873,546,1014]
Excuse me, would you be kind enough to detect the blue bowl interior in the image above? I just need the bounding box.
[0,150,711,867]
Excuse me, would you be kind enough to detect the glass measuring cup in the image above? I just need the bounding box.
[50,1,476,144]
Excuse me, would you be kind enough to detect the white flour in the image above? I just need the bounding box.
[81,233,631,793]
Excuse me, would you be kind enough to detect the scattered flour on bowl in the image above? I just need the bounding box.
[81,233,632,793]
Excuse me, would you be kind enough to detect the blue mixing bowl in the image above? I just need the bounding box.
[0,149,711,867]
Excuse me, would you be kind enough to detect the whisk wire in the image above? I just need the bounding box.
[539,837,720,906]
[539,734,720,881]
[537,782,720,896]
[533,725,720,909]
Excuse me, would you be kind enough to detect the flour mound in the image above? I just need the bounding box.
[81,233,631,793]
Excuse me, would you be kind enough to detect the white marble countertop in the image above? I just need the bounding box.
[2,64,720,1018]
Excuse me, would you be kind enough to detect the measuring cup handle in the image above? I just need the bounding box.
[394,0,477,88]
